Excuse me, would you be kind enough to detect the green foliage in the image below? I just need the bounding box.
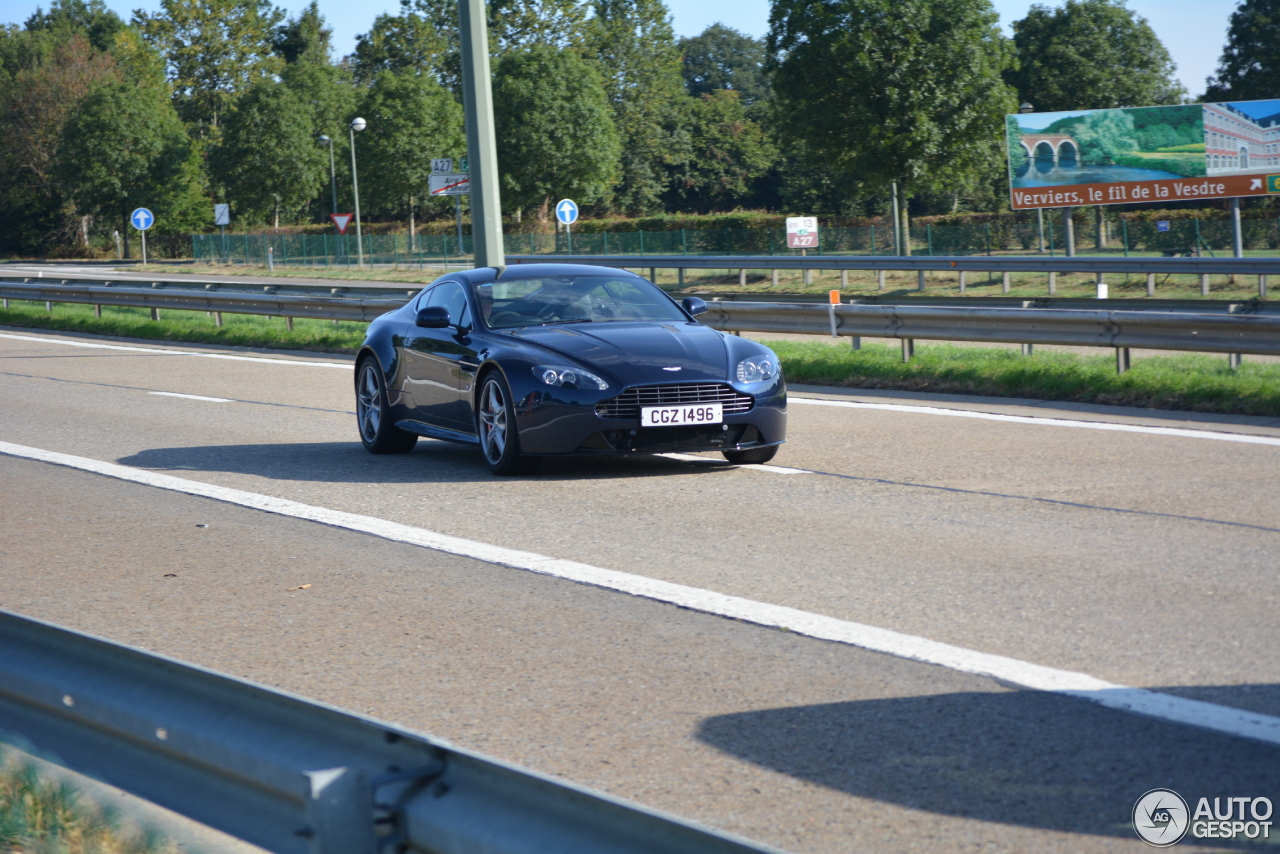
[586,0,689,214]
[133,0,285,135]
[493,44,620,213]
[207,79,325,225]
[0,34,121,254]
[1072,109,1138,163]
[358,70,464,218]
[678,23,770,107]
[665,90,774,213]
[23,0,124,53]
[1006,0,1185,111]
[769,0,1017,202]
[767,340,1280,416]
[1204,0,1280,101]
[55,80,199,246]
[350,2,447,85]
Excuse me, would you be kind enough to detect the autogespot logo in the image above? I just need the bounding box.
[1133,789,1190,847]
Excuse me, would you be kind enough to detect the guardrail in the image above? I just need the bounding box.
[509,253,1276,299]
[4,277,1279,371]
[0,609,774,854]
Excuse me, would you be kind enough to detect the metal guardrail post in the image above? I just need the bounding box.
[0,610,775,854]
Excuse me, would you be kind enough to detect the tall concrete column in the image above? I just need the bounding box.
[458,0,504,268]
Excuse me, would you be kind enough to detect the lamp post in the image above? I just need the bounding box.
[349,117,366,267]
[317,135,340,259]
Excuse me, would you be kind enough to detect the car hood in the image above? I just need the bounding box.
[508,321,729,383]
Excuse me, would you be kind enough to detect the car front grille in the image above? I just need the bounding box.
[594,383,754,419]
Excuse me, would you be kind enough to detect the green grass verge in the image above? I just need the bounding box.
[766,339,1280,416]
[4,300,1276,416]
[0,300,364,353]
[1,752,177,854]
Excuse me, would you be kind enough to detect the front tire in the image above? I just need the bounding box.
[723,445,778,465]
[477,372,537,475]
[356,360,417,454]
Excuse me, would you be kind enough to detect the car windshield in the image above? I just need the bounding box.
[474,275,688,329]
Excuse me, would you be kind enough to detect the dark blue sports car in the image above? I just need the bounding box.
[354,263,786,474]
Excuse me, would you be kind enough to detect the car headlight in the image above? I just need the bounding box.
[736,355,779,383]
[533,365,609,391]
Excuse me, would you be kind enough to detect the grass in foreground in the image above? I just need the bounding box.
[3,301,1276,416]
[0,300,365,353]
[766,339,1280,416]
[0,753,177,854]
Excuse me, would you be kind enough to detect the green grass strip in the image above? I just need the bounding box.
[4,301,1277,417]
[0,751,177,854]
[766,340,1280,416]
[0,300,365,353]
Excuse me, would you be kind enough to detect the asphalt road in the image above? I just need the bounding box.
[2,325,1279,852]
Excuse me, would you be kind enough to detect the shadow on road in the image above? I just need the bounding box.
[115,440,737,484]
[697,687,1280,846]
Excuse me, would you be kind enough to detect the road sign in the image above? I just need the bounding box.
[330,213,354,234]
[786,216,818,249]
[555,199,579,226]
[130,208,155,231]
[459,157,469,172]
[431,158,453,173]
[214,204,230,226]
[429,174,470,195]
[1157,221,1170,232]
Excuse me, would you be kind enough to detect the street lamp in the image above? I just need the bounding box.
[349,117,367,267]
[1020,102,1034,114]
[317,135,337,218]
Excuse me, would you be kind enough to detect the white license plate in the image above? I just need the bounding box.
[640,403,723,427]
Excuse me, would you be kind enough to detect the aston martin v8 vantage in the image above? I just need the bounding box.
[354,263,786,474]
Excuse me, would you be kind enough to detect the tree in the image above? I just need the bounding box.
[0,35,120,253]
[1072,109,1138,163]
[679,23,769,108]
[350,3,448,85]
[55,80,198,255]
[769,0,1017,205]
[492,44,620,222]
[1006,0,1185,112]
[665,90,774,212]
[1204,0,1280,102]
[357,71,464,235]
[24,0,124,53]
[134,0,284,135]
[207,79,325,226]
[585,0,688,213]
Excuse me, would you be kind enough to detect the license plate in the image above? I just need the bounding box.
[640,403,722,427]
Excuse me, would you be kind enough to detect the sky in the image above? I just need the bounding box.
[4,0,1240,99]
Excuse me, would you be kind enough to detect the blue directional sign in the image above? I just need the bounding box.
[555,199,578,226]
[130,207,155,231]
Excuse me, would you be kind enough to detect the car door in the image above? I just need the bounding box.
[400,281,479,432]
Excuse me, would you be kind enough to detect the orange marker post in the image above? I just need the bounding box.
[828,290,841,337]
[829,289,841,304]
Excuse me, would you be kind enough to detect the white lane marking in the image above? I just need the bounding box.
[0,332,351,370]
[791,396,1280,447]
[659,452,810,474]
[1,439,1276,747]
[149,392,232,403]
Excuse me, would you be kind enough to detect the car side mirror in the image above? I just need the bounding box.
[682,297,708,317]
[415,306,450,328]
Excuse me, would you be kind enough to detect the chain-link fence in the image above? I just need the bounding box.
[191,217,1280,265]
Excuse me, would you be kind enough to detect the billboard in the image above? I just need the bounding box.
[1007,99,1280,210]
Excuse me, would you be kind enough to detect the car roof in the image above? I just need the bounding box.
[454,263,645,284]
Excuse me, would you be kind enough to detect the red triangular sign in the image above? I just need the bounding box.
[330,213,353,234]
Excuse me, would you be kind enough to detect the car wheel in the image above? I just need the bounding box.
[356,359,417,454]
[477,372,537,475]
[722,445,778,465]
